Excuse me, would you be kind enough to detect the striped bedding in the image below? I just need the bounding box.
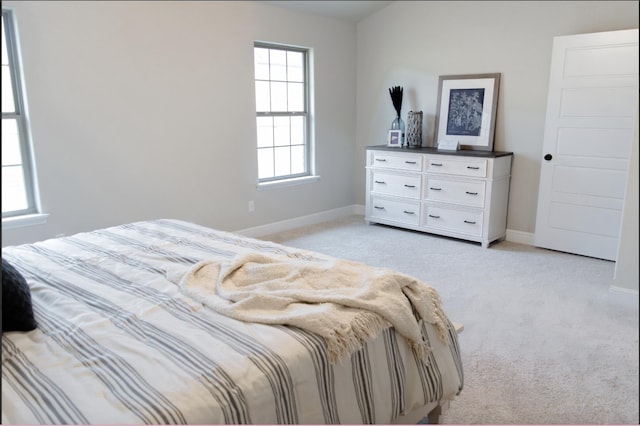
[1,219,463,424]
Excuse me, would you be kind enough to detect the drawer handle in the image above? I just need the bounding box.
[374,206,385,210]
[428,214,440,219]
[405,161,417,164]
[404,184,416,188]
[430,187,442,191]
[403,211,415,215]
[430,163,443,167]
[375,158,387,162]
[464,220,476,224]
[465,191,478,195]
[466,166,480,170]
[374,180,386,184]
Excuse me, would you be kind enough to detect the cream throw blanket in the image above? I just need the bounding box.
[179,252,448,364]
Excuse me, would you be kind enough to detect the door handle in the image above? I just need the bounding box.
[544,153,553,161]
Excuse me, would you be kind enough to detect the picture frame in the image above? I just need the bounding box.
[387,129,402,147]
[434,73,501,151]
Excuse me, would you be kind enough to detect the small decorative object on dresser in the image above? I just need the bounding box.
[437,140,460,151]
[434,73,501,151]
[389,85,405,146]
[387,129,402,147]
[365,145,513,248]
[406,111,423,148]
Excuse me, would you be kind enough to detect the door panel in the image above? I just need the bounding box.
[564,45,638,77]
[534,29,639,261]
[548,203,621,237]
[560,87,637,117]
[553,167,627,199]
[557,128,632,158]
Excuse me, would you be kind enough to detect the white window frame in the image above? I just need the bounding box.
[2,8,42,225]
[254,42,317,189]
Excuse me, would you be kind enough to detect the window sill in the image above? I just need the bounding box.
[2,213,49,230]
[257,175,320,191]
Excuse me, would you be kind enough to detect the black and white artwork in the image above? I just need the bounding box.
[446,88,485,137]
[434,73,500,151]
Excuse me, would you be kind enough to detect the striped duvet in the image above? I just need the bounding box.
[1,219,463,424]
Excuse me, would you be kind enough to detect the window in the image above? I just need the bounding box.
[254,43,312,183]
[2,9,37,218]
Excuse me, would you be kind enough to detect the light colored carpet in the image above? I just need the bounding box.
[261,215,639,425]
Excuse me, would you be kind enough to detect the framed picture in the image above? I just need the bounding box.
[434,73,501,151]
[387,129,402,147]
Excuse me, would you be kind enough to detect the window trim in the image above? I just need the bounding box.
[256,175,320,191]
[2,8,39,219]
[254,41,314,183]
[2,213,49,230]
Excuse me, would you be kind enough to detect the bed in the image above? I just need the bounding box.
[1,219,463,424]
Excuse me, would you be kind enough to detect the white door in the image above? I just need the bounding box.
[534,29,639,261]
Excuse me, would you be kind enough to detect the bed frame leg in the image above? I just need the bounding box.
[427,405,442,424]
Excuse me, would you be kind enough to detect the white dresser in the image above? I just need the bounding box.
[365,146,513,248]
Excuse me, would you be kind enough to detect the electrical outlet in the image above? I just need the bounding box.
[248,200,255,212]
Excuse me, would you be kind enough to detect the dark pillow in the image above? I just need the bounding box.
[2,258,37,332]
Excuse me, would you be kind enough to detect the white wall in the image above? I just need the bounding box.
[2,1,638,256]
[2,0,357,246]
[354,1,639,235]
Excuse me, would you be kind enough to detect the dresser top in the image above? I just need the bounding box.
[367,145,513,158]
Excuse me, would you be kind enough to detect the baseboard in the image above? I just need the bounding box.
[236,205,363,238]
[352,204,366,216]
[505,229,534,246]
[238,205,535,246]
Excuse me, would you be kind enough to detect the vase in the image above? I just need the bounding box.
[406,111,423,148]
[391,115,405,146]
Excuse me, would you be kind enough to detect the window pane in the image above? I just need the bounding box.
[256,117,273,148]
[1,64,14,113]
[1,16,14,113]
[1,16,8,65]
[291,145,305,175]
[287,82,304,112]
[287,51,304,82]
[254,47,270,80]
[274,146,291,177]
[273,116,290,147]
[270,81,287,111]
[291,116,304,146]
[2,165,28,212]
[257,148,274,179]
[255,81,270,112]
[270,49,286,81]
[2,119,21,165]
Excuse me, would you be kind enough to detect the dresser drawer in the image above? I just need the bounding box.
[426,156,487,178]
[423,205,483,236]
[371,172,421,199]
[371,152,423,172]
[370,197,420,226]
[424,178,486,208]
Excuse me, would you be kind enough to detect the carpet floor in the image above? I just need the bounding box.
[261,215,639,425]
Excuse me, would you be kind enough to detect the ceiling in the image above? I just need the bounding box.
[260,1,394,22]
